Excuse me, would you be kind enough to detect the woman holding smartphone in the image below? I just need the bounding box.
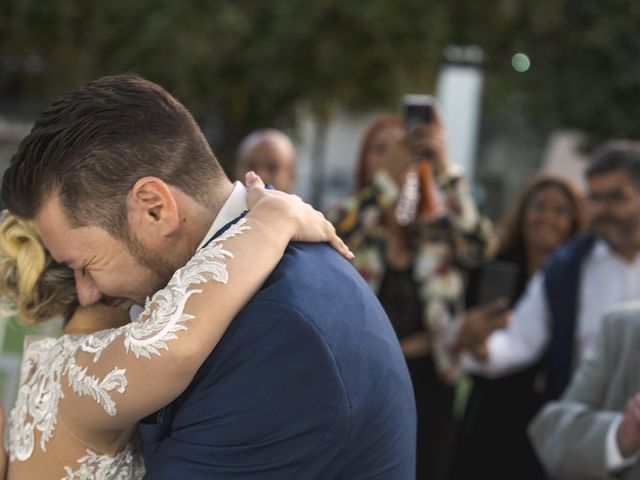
[329,110,495,480]
[450,175,586,480]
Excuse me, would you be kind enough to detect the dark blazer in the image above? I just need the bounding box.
[139,240,417,479]
[543,233,597,400]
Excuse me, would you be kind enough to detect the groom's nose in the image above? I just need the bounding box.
[74,270,103,306]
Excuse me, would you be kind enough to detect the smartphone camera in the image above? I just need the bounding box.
[402,94,436,130]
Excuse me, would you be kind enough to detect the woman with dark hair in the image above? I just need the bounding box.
[330,113,495,480]
[450,174,586,480]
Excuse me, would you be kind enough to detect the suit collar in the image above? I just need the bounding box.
[197,181,249,251]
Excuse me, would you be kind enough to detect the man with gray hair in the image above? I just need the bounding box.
[235,129,296,193]
[527,142,640,479]
[458,141,640,478]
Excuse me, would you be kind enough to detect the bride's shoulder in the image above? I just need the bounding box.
[23,334,57,350]
[21,333,72,360]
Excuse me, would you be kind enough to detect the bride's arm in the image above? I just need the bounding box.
[59,175,351,436]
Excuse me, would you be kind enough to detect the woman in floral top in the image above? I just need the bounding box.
[329,113,495,480]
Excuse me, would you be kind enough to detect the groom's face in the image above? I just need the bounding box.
[35,195,169,306]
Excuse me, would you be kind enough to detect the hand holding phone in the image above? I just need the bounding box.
[476,260,520,310]
[402,94,447,174]
[457,298,511,355]
[394,94,445,226]
[403,94,436,130]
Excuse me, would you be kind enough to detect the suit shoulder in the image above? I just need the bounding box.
[591,304,640,356]
[258,242,371,308]
[602,301,640,330]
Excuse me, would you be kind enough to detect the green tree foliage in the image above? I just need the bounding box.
[449,0,640,145]
[0,0,449,164]
[2,0,639,160]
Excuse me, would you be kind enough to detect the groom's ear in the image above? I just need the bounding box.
[127,177,180,237]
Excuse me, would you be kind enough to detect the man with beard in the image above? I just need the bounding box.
[0,74,416,479]
[463,142,640,405]
[525,144,640,479]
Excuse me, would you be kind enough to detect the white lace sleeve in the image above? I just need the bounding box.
[10,220,261,461]
[9,216,294,459]
[82,220,250,363]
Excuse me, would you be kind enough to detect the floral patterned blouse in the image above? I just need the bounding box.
[329,169,494,384]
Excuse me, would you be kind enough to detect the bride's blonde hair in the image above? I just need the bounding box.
[0,210,77,325]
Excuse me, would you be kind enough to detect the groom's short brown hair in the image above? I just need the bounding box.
[1,74,225,235]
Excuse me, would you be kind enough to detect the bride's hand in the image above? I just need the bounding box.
[245,172,354,260]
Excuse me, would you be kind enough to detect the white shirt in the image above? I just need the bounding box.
[606,415,639,472]
[464,239,640,377]
[462,240,640,470]
[197,182,249,251]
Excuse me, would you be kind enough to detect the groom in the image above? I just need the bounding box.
[1,74,416,478]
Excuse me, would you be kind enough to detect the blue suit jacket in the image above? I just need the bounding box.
[139,240,416,479]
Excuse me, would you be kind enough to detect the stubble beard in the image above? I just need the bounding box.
[594,215,640,255]
[123,227,177,300]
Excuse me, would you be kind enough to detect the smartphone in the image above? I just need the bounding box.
[402,94,436,129]
[476,260,520,308]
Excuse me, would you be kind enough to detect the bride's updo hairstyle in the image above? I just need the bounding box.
[0,210,77,325]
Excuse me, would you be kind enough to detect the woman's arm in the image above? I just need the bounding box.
[404,120,494,268]
[58,175,350,438]
[433,171,495,267]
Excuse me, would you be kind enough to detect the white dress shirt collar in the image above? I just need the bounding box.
[196,181,249,251]
[590,239,617,262]
[590,239,611,260]
[591,238,640,265]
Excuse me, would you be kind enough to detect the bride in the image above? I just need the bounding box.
[0,175,351,479]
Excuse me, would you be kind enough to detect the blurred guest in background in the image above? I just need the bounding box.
[463,142,640,406]
[329,112,497,480]
[450,175,586,480]
[235,128,296,192]
[530,304,640,480]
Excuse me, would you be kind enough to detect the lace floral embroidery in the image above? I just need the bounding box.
[9,220,249,464]
[62,444,144,480]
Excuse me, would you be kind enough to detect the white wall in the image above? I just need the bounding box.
[294,110,384,209]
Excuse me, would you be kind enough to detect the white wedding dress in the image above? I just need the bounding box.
[7,221,251,479]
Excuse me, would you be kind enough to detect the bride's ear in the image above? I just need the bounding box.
[127,177,180,237]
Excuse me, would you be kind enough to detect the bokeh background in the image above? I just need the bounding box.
[0,0,639,405]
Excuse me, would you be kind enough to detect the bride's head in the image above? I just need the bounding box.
[0,210,77,325]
